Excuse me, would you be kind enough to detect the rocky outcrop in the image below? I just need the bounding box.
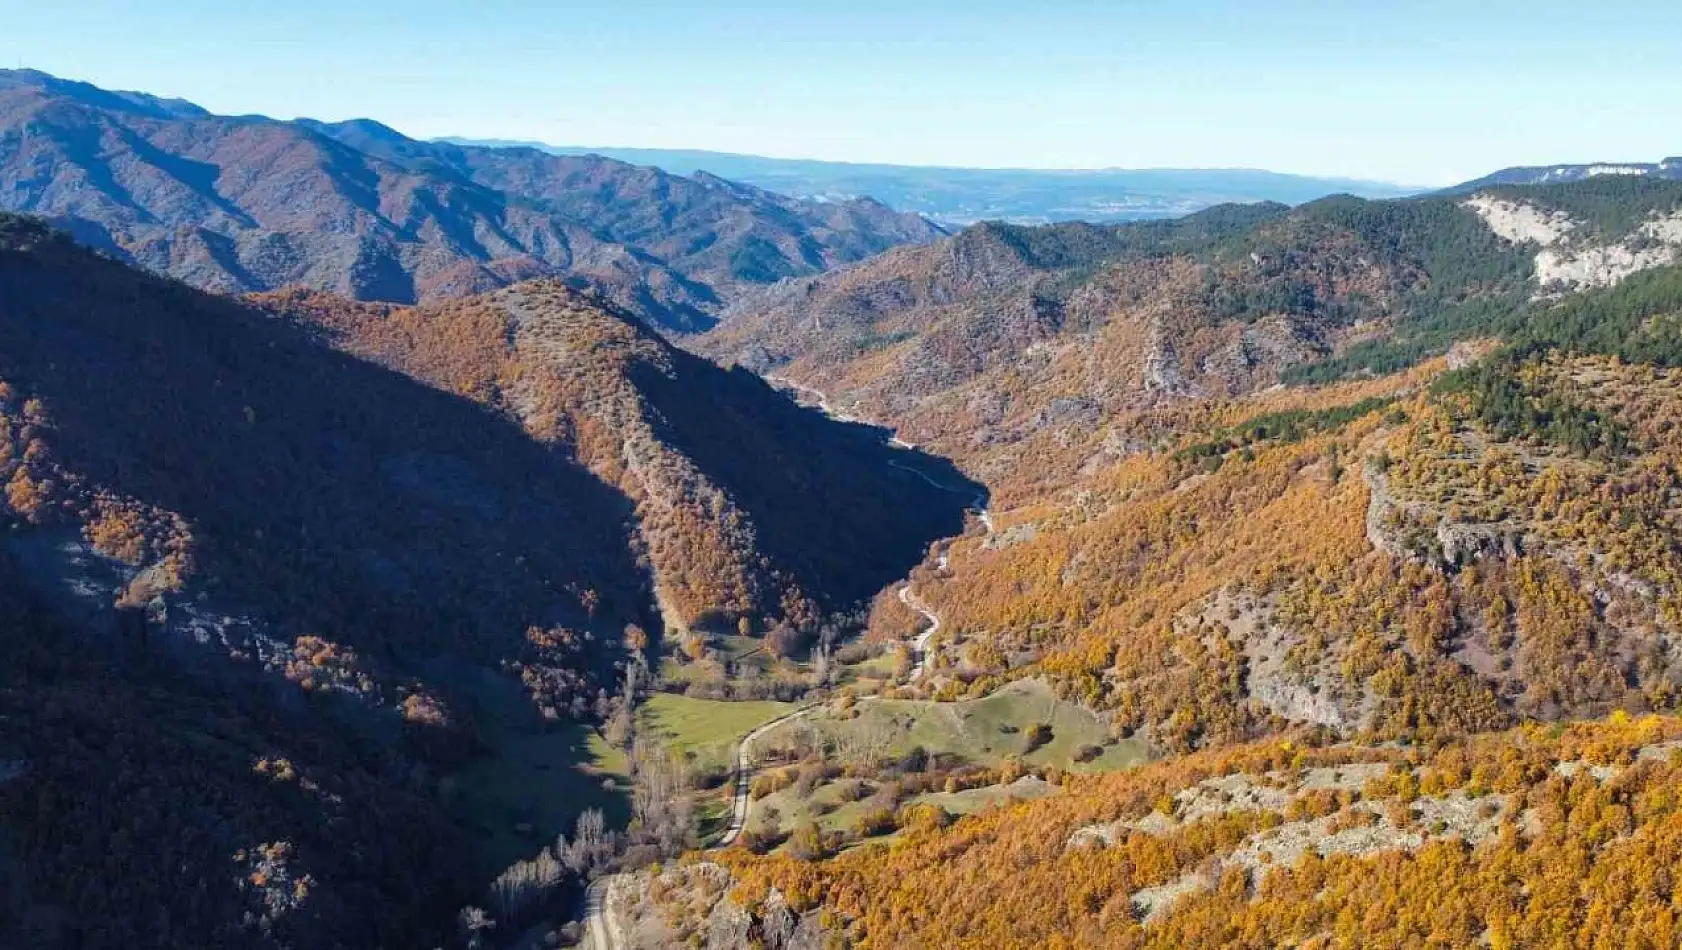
[1463,193,1682,293]
[1143,318,1194,397]
[1462,195,1576,245]
[1070,761,1507,923]
[1534,236,1681,291]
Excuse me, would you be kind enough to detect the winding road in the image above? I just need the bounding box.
[773,374,997,685]
[715,704,820,847]
[583,374,994,947]
[584,704,817,949]
[898,583,940,681]
[770,373,918,449]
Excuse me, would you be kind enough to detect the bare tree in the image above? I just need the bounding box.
[630,739,694,858]
[486,846,565,926]
[837,716,894,768]
[810,644,833,688]
[561,808,616,875]
[456,907,496,950]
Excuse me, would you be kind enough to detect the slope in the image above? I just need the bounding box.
[717,713,1682,949]
[0,562,471,950]
[261,282,975,641]
[0,213,971,946]
[0,213,650,948]
[658,199,1682,950]
[687,179,1682,756]
[699,178,1682,504]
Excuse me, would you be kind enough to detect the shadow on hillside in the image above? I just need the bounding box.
[0,554,476,949]
[633,360,982,616]
[0,231,652,685]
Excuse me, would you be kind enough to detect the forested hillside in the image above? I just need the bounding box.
[11,125,1682,947]
[7,14,1680,950]
[720,713,1682,948]
[699,177,1682,501]
[0,213,967,948]
[0,565,470,950]
[259,283,971,641]
[0,213,643,948]
[656,178,1682,947]
[699,179,1682,747]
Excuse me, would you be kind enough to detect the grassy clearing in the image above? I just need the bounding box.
[453,724,631,873]
[659,634,773,684]
[637,693,795,771]
[837,650,900,692]
[919,775,1061,816]
[740,680,1148,853]
[454,692,794,870]
[787,679,1152,773]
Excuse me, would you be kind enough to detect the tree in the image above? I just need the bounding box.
[630,739,694,859]
[456,907,496,950]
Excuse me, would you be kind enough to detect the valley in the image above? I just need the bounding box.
[591,176,1682,948]
[4,57,1682,950]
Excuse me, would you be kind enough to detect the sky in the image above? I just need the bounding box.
[4,0,1679,185]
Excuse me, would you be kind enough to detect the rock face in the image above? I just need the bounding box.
[1462,191,1682,292]
[1436,521,1524,566]
[1142,319,1194,396]
[1534,233,1681,291]
[0,69,942,332]
[1461,195,1577,245]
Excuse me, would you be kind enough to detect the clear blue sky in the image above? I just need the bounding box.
[4,0,1678,184]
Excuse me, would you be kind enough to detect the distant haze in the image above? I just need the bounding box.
[437,139,1417,225]
[4,1,1680,185]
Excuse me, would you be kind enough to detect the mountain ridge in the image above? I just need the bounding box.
[436,136,1417,225]
[0,69,943,332]
[699,178,1682,503]
[1447,155,1682,193]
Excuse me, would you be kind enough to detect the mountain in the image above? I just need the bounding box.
[697,177,1682,496]
[1448,155,1682,193]
[18,68,1682,950]
[257,283,974,641]
[436,138,1417,226]
[657,176,1682,949]
[0,70,942,332]
[0,213,969,948]
[696,175,1682,748]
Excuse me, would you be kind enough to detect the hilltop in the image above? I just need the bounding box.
[1448,155,1682,193]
